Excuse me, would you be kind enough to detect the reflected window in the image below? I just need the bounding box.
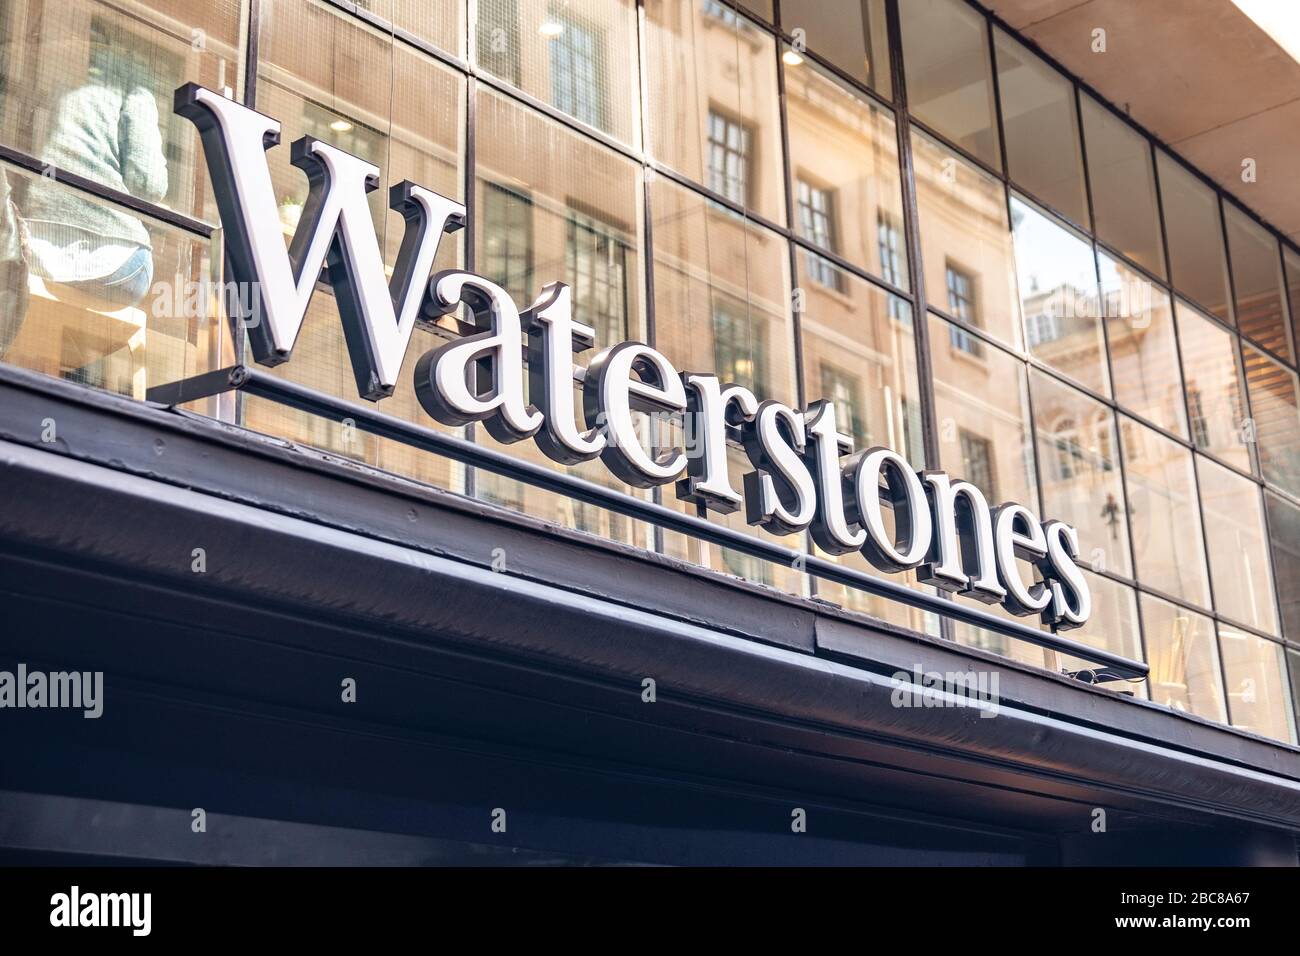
[549,17,605,129]
[566,209,630,348]
[820,363,866,447]
[1141,595,1227,721]
[878,214,904,294]
[1225,203,1290,359]
[712,296,769,396]
[796,179,842,290]
[959,429,995,501]
[796,180,835,254]
[1025,308,1062,348]
[481,183,533,306]
[707,111,751,205]
[1157,150,1231,322]
[993,29,1087,228]
[946,264,976,323]
[945,264,982,356]
[1121,416,1211,608]
[1080,94,1164,278]
[1175,300,1250,471]
[899,0,1000,169]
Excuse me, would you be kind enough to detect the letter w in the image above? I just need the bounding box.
[175,84,465,400]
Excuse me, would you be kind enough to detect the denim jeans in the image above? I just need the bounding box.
[56,244,155,311]
[56,245,155,390]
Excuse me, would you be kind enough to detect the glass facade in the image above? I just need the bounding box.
[0,0,1297,744]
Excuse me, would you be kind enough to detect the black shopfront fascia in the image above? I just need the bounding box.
[1,363,1299,866]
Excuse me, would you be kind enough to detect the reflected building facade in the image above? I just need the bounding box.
[1,0,1300,865]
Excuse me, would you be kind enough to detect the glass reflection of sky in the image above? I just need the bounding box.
[1009,195,1096,301]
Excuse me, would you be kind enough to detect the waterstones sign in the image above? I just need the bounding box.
[176,83,1091,630]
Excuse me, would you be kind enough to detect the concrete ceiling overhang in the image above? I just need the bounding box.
[983,0,1300,246]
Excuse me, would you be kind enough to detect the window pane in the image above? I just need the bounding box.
[662,442,808,596]
[1156,150,1231,322]
[472,89,649,542]
[246,3,468,493]
[1079,95,1164,278]
[474,0,638,144]
[1243,343,1300,499]
[645,0,784,223]
[1120,416,1211,609]
[1058,571,1143,690]
[475,87,645,345]
[651,176,795,405]
[929,312,1037,510]
[1101,254,1185,437]
[898,0,1000,169]
[1175,300,1251,472]
[0,0,245,227]
[913,131,1020,349]
[375,0,464,56]
[785,51,905,287]
[801,261,931,631]
[802,259,921,463]
[780,0,890,97]
[1225,204,1290,359]
[258,0,465,265]
[1284,247,1300,360]
[1290,648,1300,736]
[1197,455,1278,635]
[1219,627,1296,744]
[993,29,1087,228]
[1265,492,1300,645]
[0,159,228,408]
[1030,370,1130,578]
[476,415,655,548]
[1141,594,1227,722]
[952,600,1052,671]
[1011,195,1108,396]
